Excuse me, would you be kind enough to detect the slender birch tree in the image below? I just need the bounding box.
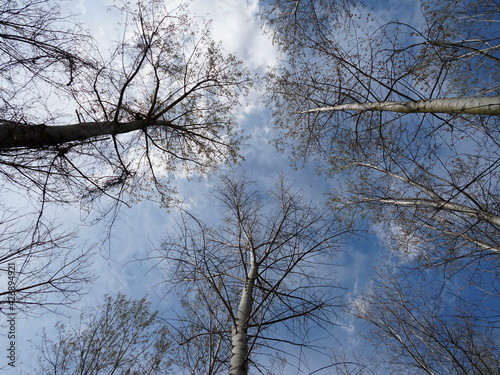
[153,174,344,375]
[0,0,250,314]
[265,1,500,370]
[303,96,500,115]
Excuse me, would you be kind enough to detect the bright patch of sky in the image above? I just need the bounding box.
[190,0,278,69]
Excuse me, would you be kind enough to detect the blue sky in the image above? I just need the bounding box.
[3,0,492,373]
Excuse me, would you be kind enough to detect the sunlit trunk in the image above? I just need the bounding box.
[229,263,258,375]
[304,96,500,115]
[0,119,172,149]
[373,197,500,227]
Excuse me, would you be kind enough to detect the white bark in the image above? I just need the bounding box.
[352,161,500,226]
[303,96,500,115]
[371,197,500,228]
[229,263,258,375]
[438,227,500,254]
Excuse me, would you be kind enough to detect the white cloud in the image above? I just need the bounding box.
[189,0,279,69]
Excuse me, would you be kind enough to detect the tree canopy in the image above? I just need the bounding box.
[266,0,500,265]
[264,0,500,372]
[34,293,172,374]
[0,0,251,214]
[0,0,251,310]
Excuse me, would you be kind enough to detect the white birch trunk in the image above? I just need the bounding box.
[372,197,500,227]
[229,264,258,375]
[353,161,500,227]
[303,96,500,115]
[0,119,173,149]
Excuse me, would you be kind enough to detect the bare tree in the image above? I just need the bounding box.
[33,293,172,375]
[0,204,93,314]
[0,0,251,216]
[353,264,500,375]
[0,0,250,311]
[264,1,500,371]
[303,96,500,115]
[151,174,344,375]
[265,0,500,264]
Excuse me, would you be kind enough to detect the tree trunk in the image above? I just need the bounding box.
[303,96,500,115]
[0,119,173,149]
[229,264,258,375]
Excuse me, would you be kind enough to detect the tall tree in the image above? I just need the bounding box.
[0,0,250,311]
[34,293,172,375]
[0,0,251,216]
[153,174,344,375]
[265,0,500,265]
[303,96,500,115]
[264,0,500,371]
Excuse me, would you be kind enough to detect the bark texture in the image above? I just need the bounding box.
[304,96,500,115]
[229,264,258,375]
[373,197,500,228]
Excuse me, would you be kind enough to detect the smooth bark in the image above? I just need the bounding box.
[163,175,341,374]
[370,197,500,228]
[303,96,500,115]
[229,264,258,375]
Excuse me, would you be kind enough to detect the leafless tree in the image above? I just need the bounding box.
[151,173,344,375]
[303,96,500,115]
[0,0,250,311]
[264,0,500,372]
[33,293,172,375]
[0,204,93,314]
[353,264,500,375]
[265,0,500,266]
[0,0,251,219]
